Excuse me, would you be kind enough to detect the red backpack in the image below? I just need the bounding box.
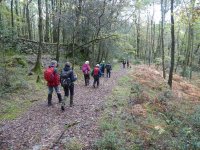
[93,67,99,76]
[44,67,55,82]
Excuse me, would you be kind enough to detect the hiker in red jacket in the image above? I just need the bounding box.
[82,61,91,86]
[91,64,101,88]
[44,60,62,106]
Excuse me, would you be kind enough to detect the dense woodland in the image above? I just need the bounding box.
[0,0,200,85]
[0,0,200,149]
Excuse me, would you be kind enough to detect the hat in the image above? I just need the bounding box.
[85,61,89,64]
[50,60,57,67]
[96,64,100,67]
[65,62,71,67]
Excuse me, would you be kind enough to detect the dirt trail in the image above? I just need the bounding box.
[0,65,128,150]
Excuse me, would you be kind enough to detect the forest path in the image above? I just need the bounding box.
[0,64,128,150]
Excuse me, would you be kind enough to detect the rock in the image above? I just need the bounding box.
[28,71,34,76]
[32,145,41,150]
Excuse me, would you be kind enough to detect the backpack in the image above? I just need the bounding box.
[106,64,111,70]
[82,65,89,75]
[44,67,55,82]
[60,70,72,87]
[84,70,89,75]
[93,67,99,76]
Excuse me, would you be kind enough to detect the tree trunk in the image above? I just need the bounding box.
[182,0,196,77]
[22,2,26,37]
[189,0,195,79]
[75,0,82,44]
[11,0,14,37]
[96,0,106,62]
[26,1,32,40]
[44,0,50,42]
[15,0,20,36]
[56,0,61,62]
[145,12,149,64]
[32,0,43,74]
[136,10,140,58]
[52,0,58,43]
[168,0,175,88]
[175,26,180,73]
[161,0,166,79]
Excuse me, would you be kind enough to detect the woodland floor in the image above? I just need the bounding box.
[0,65,128,150]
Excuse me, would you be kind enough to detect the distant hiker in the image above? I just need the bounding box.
[60,62,77,110]
[91,64,101,88]
[44,60,62,106]
[82,61,91,86]
[127,59,130,68]
[105,62,112,78]
[100,61,105,77]
[122,59,126,68]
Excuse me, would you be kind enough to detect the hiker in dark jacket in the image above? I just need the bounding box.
[105,62,112,78]
[60,62,77,110]
[127,59,130,68]
[122,59,126,68]
[91,64,101,88]
[44,60,62,106]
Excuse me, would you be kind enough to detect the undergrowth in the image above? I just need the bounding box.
[96,70,200,150]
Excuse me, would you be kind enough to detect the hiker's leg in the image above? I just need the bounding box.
[93,77,96,87]
[94,76,98,87]
[85,74,88,85]
[88,74,90,85]
[69,84,74,107]
[61,86,69,111]
[87,74,90,85]
[48,86,53,106]
[84,74,87,86]
[54,86,62,103]
[97,77,99,87]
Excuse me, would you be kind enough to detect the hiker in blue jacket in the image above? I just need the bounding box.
[100,61,105,77]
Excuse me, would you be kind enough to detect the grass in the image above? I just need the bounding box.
[96,75,132,150]
[64,138,83,150]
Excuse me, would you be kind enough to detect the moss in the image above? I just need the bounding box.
[8,55,28,68]
[0,100,31,120]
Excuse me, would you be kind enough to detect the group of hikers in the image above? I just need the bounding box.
[122,59,130,69]
[44,60,112,111]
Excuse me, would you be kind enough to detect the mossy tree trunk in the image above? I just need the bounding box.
[32,0,43,75]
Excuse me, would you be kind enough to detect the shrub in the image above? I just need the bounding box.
[157,89,173,103]
[96,131,124,150]
[64,138,83,150]
[132,59,141,65]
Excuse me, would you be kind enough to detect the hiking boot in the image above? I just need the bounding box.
[57,93,62,103]
[48,94,52,106]
[61,106,65,111]
[70,96,74,107]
